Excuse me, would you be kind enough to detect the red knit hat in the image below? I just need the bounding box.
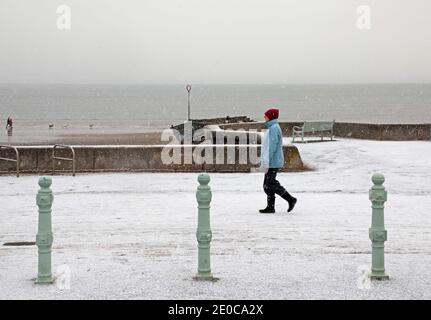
[264,108,279,120]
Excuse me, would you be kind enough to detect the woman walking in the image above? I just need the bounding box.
[259,108,297,214]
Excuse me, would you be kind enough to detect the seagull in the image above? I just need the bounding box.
[89,124,94,129]
[62,124,69,129]
[49,124,54,129]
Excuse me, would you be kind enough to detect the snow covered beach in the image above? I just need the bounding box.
[0,138,430,299]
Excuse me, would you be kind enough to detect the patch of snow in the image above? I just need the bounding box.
[0,138,430,299]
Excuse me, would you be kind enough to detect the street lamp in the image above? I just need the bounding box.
[186,84,192,121]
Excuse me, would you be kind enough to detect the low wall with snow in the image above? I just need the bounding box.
[220,122,431,140]
[0,145,304,175]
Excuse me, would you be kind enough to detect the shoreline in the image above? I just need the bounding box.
[1,120,430,146]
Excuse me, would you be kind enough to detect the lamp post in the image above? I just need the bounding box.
[186,84,192,121]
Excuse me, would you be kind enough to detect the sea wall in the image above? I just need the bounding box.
[219,122,431,141]
[0,145,304,175]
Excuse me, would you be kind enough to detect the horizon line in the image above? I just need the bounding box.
[1,82,431,86]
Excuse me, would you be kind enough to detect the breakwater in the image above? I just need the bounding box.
[0,145,304,175]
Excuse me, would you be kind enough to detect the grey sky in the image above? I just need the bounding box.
[0,0,430,84]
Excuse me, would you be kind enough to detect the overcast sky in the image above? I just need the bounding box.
[0,0,430,84]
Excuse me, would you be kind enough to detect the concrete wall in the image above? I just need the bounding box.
[220,122,431,140]
[0,145,304,175]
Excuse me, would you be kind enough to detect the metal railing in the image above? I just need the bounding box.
[52,145,76,176]
[0,145,20,177]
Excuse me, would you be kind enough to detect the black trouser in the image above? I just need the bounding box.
[263,168,293,205]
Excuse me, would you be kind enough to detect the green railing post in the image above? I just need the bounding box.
[195,173,214,281]
[369,173,389,280]
[35,177,54,284]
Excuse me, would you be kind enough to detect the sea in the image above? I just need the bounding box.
[0,83,430,143]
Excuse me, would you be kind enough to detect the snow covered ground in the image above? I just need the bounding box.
[0,138,430,299]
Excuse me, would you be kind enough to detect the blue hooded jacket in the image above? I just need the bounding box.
[260,119,284,169]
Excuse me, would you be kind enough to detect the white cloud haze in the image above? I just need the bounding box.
[0,0,430,84]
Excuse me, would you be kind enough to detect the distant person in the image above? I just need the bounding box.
[6,116,13,144]
[259,108,297,214]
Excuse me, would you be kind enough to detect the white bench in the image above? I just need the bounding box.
[292,121,335,143]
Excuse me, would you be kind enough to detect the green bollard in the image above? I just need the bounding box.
[369,173,389,280]
[35,177,54,284]
[194,173,214,281]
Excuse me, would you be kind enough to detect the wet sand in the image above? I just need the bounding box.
[3,131,174,146]
[52,131,173,145]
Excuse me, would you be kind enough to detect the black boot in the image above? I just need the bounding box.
[259,196,275,214]
[281,192,297,212]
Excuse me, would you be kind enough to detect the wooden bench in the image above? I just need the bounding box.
[292,121,335,143]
